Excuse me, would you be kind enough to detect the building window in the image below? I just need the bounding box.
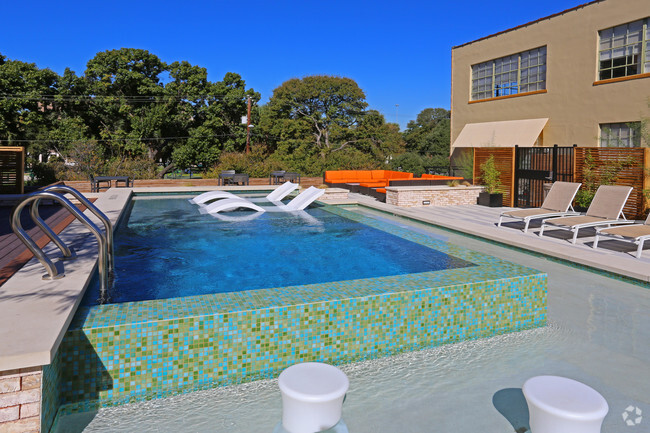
[600,122,641,147]
[471,46,546,100]
[598,18,649,80]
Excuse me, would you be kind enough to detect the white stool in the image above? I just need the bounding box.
[278,362,349,433]
[523,375,609,433]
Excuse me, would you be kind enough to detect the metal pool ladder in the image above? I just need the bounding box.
[10,185,114,300]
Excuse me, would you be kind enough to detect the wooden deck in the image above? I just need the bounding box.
[0,203,91,286]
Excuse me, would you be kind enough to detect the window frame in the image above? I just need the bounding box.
[470,46,547,101]
[599,122,642,148]
[598,18,649,81]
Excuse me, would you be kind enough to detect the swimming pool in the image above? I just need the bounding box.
[84,198,473,304]
[43,196,546,432]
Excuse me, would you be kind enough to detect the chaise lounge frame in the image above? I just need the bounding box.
[498,181,582,233]
[593,213,650,258]
[539,185,634,244]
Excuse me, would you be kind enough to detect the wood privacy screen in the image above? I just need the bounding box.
[473,146,649,217]
[574,147,649,220]
[473,147,515,207]
[0,147,24,194]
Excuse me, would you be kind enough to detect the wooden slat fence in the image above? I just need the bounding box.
[574,147,649,220]
[473,147,515,206]
[0,146,24,194]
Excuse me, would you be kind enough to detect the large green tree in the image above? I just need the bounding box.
[403,107,451,168]
[263,75,368,158]
[170,72,260,170]
[84,48,168,159]
[0,53,59,154]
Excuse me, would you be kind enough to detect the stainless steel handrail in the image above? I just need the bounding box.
[10,190,110,298]
[40,185,114,271]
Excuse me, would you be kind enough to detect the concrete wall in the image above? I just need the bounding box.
[451,0,650,149]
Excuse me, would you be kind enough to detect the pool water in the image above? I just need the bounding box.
[84,198,473,304]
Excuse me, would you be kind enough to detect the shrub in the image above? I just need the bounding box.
[389,152,426,176]
[479,155,501,194]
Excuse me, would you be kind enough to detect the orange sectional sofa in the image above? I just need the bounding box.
[323,170,414,188]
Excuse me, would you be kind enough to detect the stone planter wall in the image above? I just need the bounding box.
[318,188,349,201]
[0,367,42,432]
[386,186,484,207]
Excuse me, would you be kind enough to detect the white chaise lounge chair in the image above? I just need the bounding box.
[498,181,582,233]
[189,181,298,205]
[539,184,634,244]
[593,212,650,258]
[199,198,266,214]
[200,186,325,214]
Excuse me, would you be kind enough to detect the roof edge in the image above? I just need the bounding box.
[452,0,606,50]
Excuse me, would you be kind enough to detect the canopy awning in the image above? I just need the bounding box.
[451,118,549,148]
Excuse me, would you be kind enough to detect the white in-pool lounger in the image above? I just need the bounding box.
[200,186,325,214]
[189,181,298,205]
[498,181,581,233]
[593,212,650,258]
[539,184,634,244]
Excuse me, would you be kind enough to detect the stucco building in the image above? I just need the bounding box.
[450,0,650,156]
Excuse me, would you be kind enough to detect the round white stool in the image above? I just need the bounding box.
[523,375,609,433]
[278,362,349,433]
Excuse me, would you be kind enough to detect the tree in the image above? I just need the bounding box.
[355,110,405,163]
[0,53,59,153]
[264,75,368,157]
[403,108,451,167]
[84,48,168,158]
[169,72,260,170]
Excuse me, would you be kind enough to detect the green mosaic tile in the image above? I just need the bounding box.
[44,204,547,428]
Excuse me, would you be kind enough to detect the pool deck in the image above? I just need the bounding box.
[344,193,650,283]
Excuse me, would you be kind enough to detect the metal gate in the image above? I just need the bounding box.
[514,145,575,208]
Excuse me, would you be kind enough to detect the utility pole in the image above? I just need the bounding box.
[395,104,399,125]
[245,97,252,154]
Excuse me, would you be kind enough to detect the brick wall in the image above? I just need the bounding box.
[386,186,483,207]
[0,367,42,433]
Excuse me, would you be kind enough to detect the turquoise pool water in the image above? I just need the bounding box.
[84,198,473,305]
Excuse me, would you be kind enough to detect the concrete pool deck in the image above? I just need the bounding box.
[346,194,650,283]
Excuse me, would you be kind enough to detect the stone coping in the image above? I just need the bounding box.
[0,188,132,371]
[386,185,483,192]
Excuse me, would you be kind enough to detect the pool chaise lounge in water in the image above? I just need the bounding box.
[498,181,581,233]
[190,181,299,205]
[199,186,325,214]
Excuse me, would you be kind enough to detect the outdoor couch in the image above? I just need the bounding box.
[323,170,414,190]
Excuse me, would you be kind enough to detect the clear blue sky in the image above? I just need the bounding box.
[1,0,585,129]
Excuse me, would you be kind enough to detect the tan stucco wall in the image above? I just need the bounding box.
[451,0,650,150]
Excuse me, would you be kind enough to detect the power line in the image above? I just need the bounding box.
[0,93,254,102]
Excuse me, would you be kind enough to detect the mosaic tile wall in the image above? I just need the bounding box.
[43,205,547,431]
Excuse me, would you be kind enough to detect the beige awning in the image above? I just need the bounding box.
[451,118,548,148]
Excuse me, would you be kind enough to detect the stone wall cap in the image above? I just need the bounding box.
[386,185,484,192]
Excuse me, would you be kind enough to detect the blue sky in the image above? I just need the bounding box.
[1,0,585,129]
